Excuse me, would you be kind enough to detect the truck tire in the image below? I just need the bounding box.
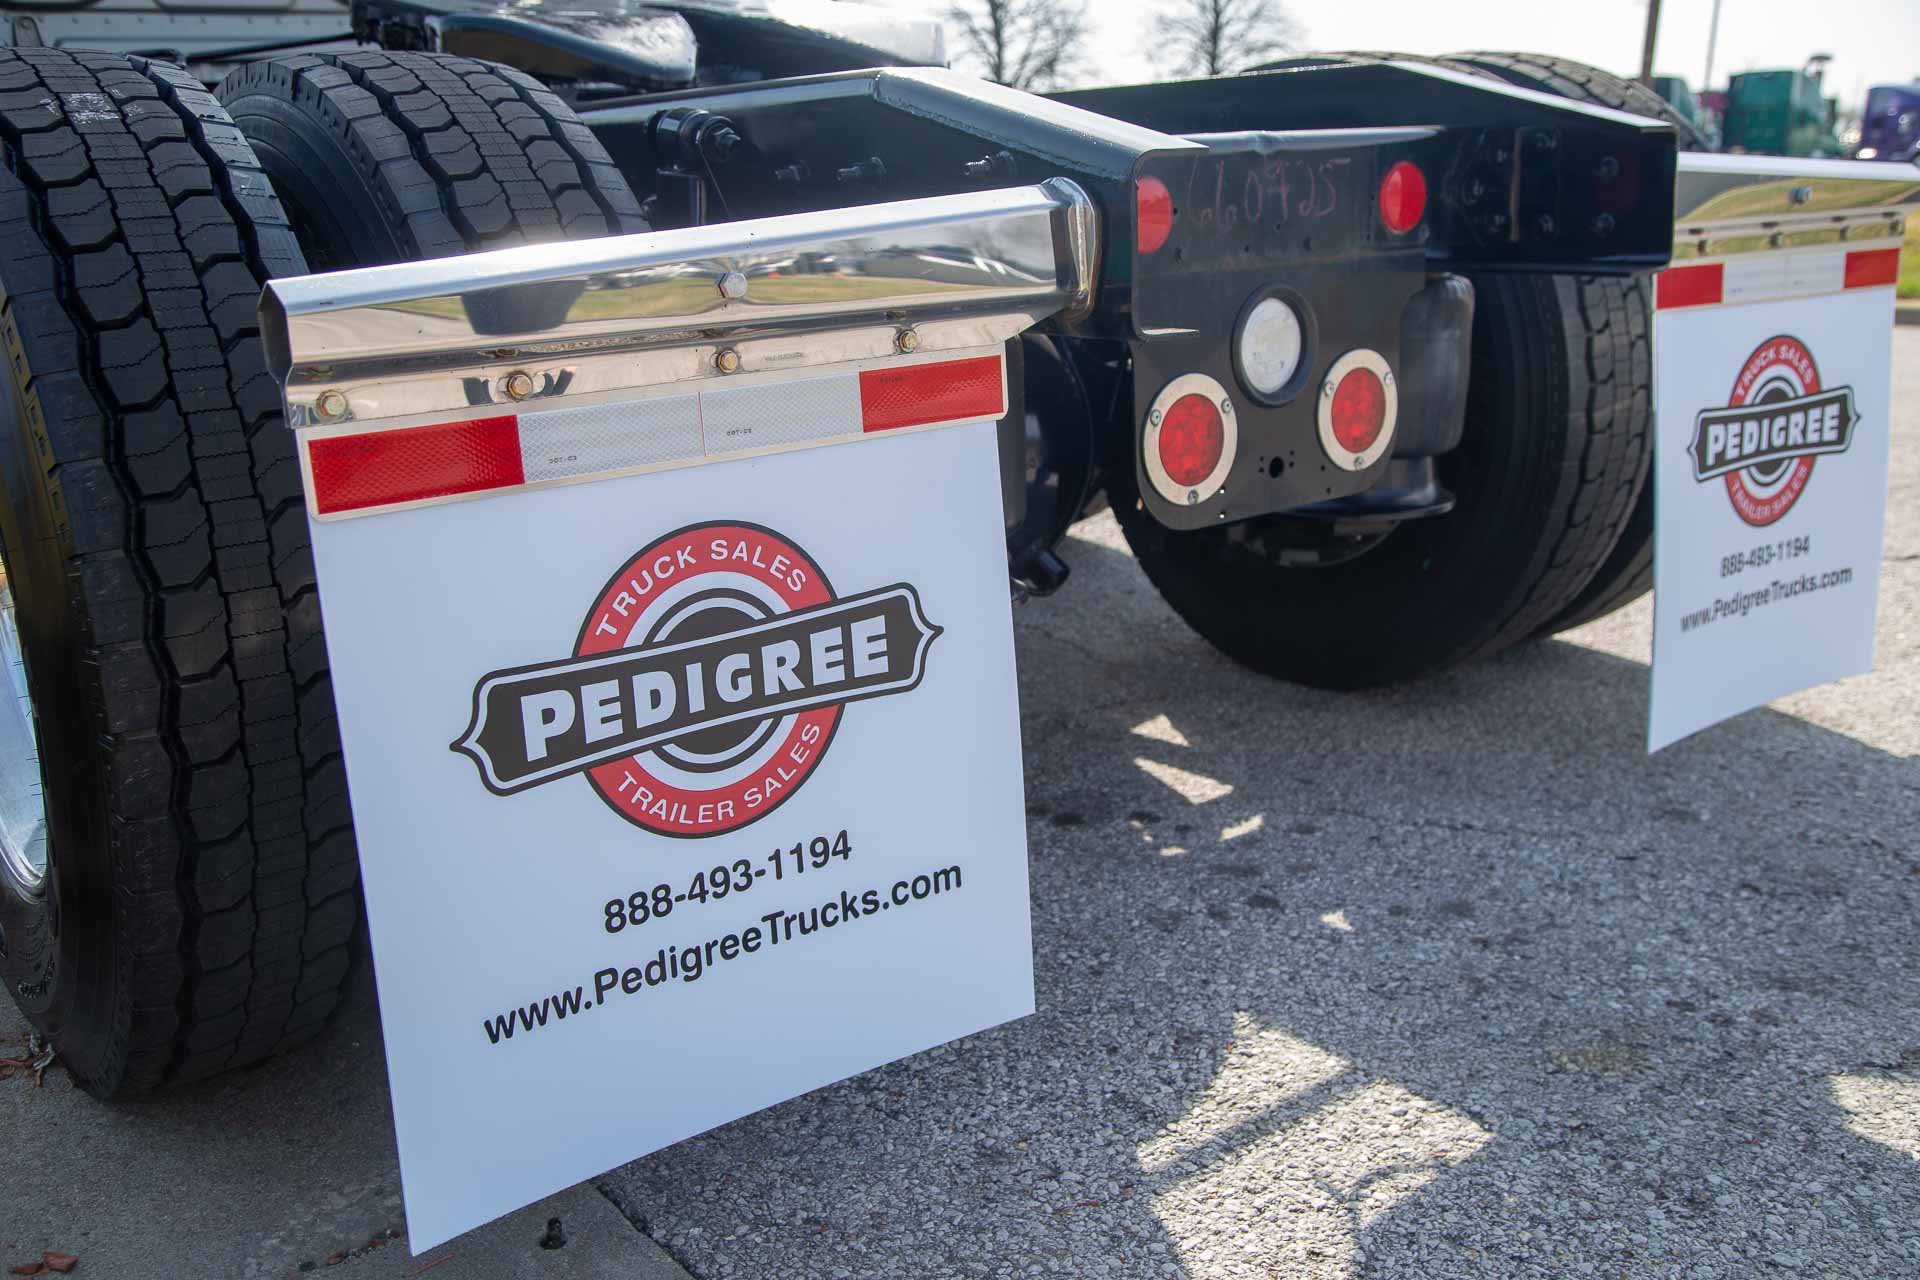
[0,48,350,1096]
[1441,52,1703,635]
[1445,52,1711,151]
[215,50,649,277]
[1115,271,1653,688]
[1251,51,1676,642]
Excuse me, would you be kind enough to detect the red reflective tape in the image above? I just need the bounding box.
[308,415,524,515]
[1843,247,1901,290]
[1656,263,1724,310]
[859,356,1004,433]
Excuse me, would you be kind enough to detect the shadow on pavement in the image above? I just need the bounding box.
[604,520,1920,1279]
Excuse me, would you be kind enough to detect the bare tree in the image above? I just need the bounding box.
[1153,0,1303,78]
[945,0,1091,91]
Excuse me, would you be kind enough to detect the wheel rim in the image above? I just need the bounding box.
[0,552,48,896]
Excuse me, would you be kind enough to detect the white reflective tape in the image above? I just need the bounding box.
[517,394,703,484]
[699,374,862,454]
[1721,251,1848,305]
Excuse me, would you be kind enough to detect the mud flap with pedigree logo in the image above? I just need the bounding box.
[297,353,1035,1250]
[1648,241,1899,750]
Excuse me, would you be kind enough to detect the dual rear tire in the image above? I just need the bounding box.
[1120,52,1679,687]
[0,47,642,1095]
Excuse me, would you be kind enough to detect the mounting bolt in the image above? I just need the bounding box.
[714,347,741,375]
[1594,155,1621,182]
[1534,213,1557,237]
[1219,397,1233,415]
[718,270,747,300]
[315,390,348,421]
[1149,409,1164,425]
[502,370,535,401]
[895,328,919,354]
[1590,212,1617,238]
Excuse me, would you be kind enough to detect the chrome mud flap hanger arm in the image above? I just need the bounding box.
[260,179,1097,433]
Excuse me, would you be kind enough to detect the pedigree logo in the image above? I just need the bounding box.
[452,522,940,838]
[1689,335,1858,527]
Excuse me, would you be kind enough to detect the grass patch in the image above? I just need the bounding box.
[1901,217,1919,300]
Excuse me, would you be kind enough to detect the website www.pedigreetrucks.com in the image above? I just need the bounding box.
[1678,567,1856,634]
[482,866,964,1045]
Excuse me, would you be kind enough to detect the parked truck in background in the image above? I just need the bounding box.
[1722,61,1846,158]
[1856,82,1920,162]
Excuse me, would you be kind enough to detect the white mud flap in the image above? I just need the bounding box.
[263,184,1095,1249]
[1649,155,1909,751]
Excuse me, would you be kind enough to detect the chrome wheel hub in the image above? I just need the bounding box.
[0,555,47,895]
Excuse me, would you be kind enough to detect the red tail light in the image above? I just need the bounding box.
[1316,349,1398,472]
[1143,372,1237,506]
[1378,160,1427,234]
[1158,393,1225,486]
[1329,368,1387,453]
[1136,175,1174,255]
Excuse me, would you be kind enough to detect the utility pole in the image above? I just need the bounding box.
[1702,0,1723,89]
[1638,0,1662,87]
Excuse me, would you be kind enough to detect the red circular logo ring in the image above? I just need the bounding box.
[573,522,842,838]
[1723,336,1820,527]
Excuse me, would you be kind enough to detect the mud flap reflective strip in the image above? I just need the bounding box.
[1658,247,1903,311]
[303,352,1008,519]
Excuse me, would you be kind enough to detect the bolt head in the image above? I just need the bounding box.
[503,370,535,401]
[1219,398,1233,415]
[895,329,920,354]
[1149,409,1163,425]
[714,348,741,375]
[315,390,348,421]
[718,271,748,300]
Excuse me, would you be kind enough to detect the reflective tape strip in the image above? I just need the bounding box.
[1656,262,1723,310]
[1657,247,1903,311]
[308,415,523,516]
[304,353,1007,518]
[517,394,703,485]
[860,355,1004,432]
[1843,247,1900,290]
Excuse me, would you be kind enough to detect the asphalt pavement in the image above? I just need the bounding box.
[4,332,1918,1279]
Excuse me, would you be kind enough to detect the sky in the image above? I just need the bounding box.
[920,0,1920,111]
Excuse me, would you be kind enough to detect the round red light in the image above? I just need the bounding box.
[1330,368,1386,453]
[1378,160,1427,234]
[1157,393,1225,486]
[1136,175,1174,255]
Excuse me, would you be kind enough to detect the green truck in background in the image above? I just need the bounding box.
[1722,60,1846,157]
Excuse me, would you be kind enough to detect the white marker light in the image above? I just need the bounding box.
[1237,295,1305,398]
